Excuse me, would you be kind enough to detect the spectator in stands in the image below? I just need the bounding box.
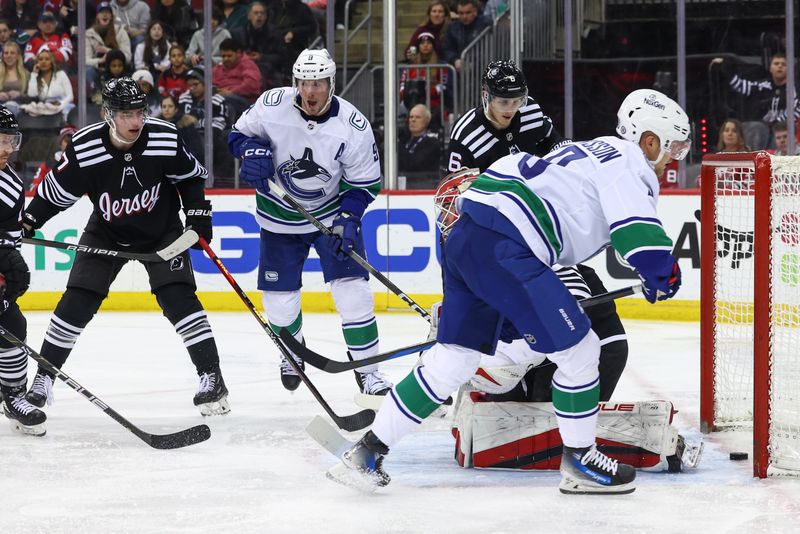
[406,1,450,59]
[266,0,318,71]
[58,1,96,44]
[213,38,261,117]
[768,123,797,156]
[400,31,448,121]
[186,7,231,66]
[31,124,76,191]
[442,0,490,72]
[1,0,39,34]
[0,20,13,55]
[0,41,29,115]
[134,20,172,78]
[179,66,233,177]
[711,53,799,151]
[158,93,203,161]
[23,49,73,120]
[218,0,249,34]
[23,11,73,71]
[398,103,442,189]
[152,0,198,47]
[231,1,285,90]
[133,69,161,116]
[158,43,189,98]
[87,2,132,98]
[715,118,751,153]
[112,0,151,51]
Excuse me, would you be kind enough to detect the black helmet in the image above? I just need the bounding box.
[482,60,527,99]
[102,77,146,111]
[0,104,19,135]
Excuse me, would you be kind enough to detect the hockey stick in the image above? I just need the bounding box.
[280,283,645,374]
[0,326,210,449]
[22,228,199,262]
[197,237,375,432]
[269,180,432,324]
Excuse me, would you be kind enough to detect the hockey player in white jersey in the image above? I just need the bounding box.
[327,89,690,494]
[227,48,392,395]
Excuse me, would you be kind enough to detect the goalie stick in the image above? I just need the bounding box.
[0,326,210,449]
[269,180,432,324]
[22,228,199,262]
[281,283,644,374]
[197,237,375,432]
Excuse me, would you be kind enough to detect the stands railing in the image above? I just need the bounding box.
[341,0,374,91]
[456,12,511,116]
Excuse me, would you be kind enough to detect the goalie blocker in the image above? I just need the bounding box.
[452,392,702,472]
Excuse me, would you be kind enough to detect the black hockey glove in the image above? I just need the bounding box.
[0,247,31,300]
[21,211,40,239]
[184,200,213,249]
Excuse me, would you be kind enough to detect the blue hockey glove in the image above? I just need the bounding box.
[239,138,274,193]
[326,212,361,261]
[640,260,681,304]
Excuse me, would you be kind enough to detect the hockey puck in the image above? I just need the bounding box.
[730,452,748,461]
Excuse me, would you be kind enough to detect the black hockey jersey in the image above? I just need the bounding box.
[0,164,24,248]
[27,117,208,249]
[446,96,565,173]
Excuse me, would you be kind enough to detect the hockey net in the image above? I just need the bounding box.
[700,152,800,477]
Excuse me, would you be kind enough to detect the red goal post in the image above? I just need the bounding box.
[700,151,800,478]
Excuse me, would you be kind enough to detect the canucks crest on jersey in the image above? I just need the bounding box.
[232,88,382,234]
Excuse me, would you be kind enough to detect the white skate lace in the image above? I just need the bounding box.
[360,371,392,395]
[31,374,54,406]
[581,445,619,475]
[197,373,216,394]
[280,354,301,376]
[10,396,39,415]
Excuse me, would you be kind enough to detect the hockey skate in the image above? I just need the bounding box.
[353,369,393,410]
[559,444,636,495]
[327,430,390,492]
[193,368,230,416]
[25,371,54,409]
[279,352,304,391]
[2,386,46,436]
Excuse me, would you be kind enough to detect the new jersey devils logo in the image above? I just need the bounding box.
[276,147,332,200]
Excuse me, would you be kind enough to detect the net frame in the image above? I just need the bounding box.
[700,151,800,478]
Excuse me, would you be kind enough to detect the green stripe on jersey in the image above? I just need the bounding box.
[340,180,381,199]
[471,176,561,256]
[395,372,442,419]
[610,221,673,258]
[342,317,378,347]
[552,382,600,414]
[269,312,303,336]
[256,194,339,222]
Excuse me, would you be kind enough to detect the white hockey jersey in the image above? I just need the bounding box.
[459,136,673,269]
[232,88,382,234]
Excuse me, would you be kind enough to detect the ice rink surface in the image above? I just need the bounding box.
[2,311,799,534]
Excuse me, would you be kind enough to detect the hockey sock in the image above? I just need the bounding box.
[263,291,304,346]
[39,288,103,374]
[342,316,379,370]
[156,284,219,373]
[330,277,379,372]
[0,345,27,389]
[551,372,600,448]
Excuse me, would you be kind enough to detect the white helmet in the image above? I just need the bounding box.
[293,48,336,111]
[616,89,691,163]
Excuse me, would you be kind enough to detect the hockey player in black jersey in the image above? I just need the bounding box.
[444,61,628,403]
[0,105,44,436]
[22,78,230,417]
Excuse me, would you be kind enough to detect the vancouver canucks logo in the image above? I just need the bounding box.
[276,147,332,200]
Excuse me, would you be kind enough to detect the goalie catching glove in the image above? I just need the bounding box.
[184,200,213,249]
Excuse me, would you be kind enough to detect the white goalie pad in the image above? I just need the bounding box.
[452,390,695,472]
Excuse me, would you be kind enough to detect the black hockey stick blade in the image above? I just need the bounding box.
[578,284,642,308]
[279,328,434,373]
[22,229,198,262]
[0,326,211,449]
[197,238,375,432]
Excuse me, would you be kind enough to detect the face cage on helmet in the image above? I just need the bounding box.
[434,169,480,237]
[0,132,22,152]
[104,106,148,145]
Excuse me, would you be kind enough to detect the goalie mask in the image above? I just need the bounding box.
[0,104,21,153]
[616,89,691,165]
[434,168,480,237]
[481,60,528,119]
[102,77,148,145]
[293,48,336,115]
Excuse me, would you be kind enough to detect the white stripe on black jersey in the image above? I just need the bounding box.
[0,165,24,247]
[446,96,564,173]
[554,265,591,300]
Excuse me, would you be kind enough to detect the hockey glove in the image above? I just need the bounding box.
[640,260,681,304]
[184,200,213,249]
[0,247,31,300]
[325,212,361,261]
[239,138,274,194]
[21,211,40,239]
